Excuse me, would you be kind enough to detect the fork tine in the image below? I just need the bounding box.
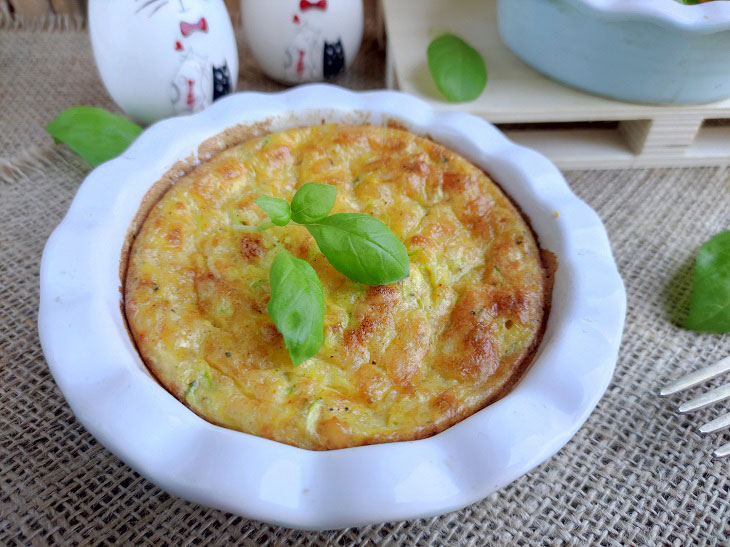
[698,411,730,435]
[660,355,730,397]
[714,441,730,458]
[678,381,730,413]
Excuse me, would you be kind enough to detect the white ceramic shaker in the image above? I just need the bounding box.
[241,0,363,84]
[89,0,239,125]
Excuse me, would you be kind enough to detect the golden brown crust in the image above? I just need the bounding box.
[124,124,554,450]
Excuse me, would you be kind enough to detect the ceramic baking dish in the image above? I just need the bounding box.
[498,0,730,104]
[38,85,626,530]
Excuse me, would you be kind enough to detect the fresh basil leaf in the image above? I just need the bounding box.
[685,231,730,333]
[427,34,487,103]
[291,182,336,224]
[267,249,325,366]
[256,196,291,226]
[45,106,142,167]
[306,213,410,285]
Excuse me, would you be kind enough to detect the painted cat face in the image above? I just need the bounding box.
[323,39,345,79]
[212,63,232,100]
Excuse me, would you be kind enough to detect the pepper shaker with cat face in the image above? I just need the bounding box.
[241,0,363,84]
[89,0,238,125]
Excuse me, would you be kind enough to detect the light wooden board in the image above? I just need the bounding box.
[48,0,82,15]
[382,0,730,170]
[9,0,51,17]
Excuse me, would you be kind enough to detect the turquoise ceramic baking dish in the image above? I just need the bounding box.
[498,0,730,104]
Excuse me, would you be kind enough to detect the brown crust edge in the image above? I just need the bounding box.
[119,119,558,451]
[356,253,557,449]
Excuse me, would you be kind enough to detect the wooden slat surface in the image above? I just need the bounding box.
[224,0,240,25]
[383,0,730,169]
[8,0,51,16]
[6,0,251,19]
[49,0,82,15]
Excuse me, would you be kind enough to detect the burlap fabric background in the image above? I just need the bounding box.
[2,10,730,546]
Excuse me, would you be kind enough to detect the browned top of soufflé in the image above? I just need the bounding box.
[124,124,552,450]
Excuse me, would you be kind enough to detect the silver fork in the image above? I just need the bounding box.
[660,356,730,458]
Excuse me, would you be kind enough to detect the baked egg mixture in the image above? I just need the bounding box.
[124,124,551,450]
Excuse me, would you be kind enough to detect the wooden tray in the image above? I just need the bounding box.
[382,0,730,170]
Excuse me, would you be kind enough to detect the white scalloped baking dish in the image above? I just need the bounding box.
[38,85,626,530]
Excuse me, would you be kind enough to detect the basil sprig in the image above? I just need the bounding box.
[685,231,730,333]
[307,214,410,285]
[252,182,410,366]
[255,196,291,226]
[291,182,336,224]
[268,249,325,366]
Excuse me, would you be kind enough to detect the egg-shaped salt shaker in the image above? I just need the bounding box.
[89,0,238,125]
[241,0,363,84]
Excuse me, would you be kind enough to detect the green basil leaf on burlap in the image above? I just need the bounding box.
[685,230,730,333]
[45,106,142,167]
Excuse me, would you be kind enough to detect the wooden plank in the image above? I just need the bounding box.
[8,0,51,17]
[641,115,704,156]
[224,0,240,26]
[374,0,386,49]
[382,0,730,169]
[506,128,730,171]
[49,0,82,15]
[383,0,730,121]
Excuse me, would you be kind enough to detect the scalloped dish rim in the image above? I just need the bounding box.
[38,85,626,531]
[570,0,730,33]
